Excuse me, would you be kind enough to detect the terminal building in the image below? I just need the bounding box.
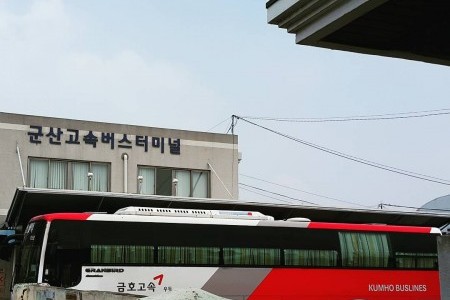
[0,112,240,223]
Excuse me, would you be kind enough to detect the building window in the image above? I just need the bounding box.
[137,167,155,195]
[28,158,110,192]
[138,166,209,198]
[157,168,173,196]
[191,170,208,198]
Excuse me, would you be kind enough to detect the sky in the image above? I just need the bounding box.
[1,0,450,212]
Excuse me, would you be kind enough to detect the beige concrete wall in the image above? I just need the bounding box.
[0,260,12,300]
[12,284,229,300]
[12,284,142,300]
[438,235,450,300]
[0,112,239,212]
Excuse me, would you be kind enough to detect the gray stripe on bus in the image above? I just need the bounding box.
[201,268,271,300]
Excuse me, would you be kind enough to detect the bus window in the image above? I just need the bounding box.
[41,220,89,287]
[15,221,46,284]
[339,232,391,268]
[395,252,438,269]
[223,247,280,266]
[158,246,219,265]
[390,233,438,269]
[284,249,338,267]
[91,245,154,264]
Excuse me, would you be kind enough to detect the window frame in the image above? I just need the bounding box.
[28,157,111,192]
[137,165,210,198]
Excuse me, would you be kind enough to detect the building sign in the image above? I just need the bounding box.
[27,125,181,155]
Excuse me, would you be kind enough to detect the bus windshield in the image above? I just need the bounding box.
[15,221,46,284]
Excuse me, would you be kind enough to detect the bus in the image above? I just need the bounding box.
[14,206,441,299]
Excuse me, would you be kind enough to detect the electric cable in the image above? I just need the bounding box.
[381,203,450,213]
[207,117,231,132]
[241,108,450,123]
[239,182,319,206]
[240,173,372,208]
[234,116,450,186]
[239,186,294,204]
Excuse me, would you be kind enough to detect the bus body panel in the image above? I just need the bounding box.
[71,266,440,299]
[249,269,440,300]
[73,266,219,295]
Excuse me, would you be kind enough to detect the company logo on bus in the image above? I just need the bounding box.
[85,268,125,273]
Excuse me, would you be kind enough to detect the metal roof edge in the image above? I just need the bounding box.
[13,187,450,219]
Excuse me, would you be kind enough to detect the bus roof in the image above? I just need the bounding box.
[30,210,441,234]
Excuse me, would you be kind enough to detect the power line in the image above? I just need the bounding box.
[239,186,294,204]
[240,173,372,208]
[241,108,450,123]
[207,117,231,132]
[381,203,450,213]
[235,115,450,186]
[239,182,319,206]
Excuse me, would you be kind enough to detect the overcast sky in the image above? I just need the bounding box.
[2,0,450,211]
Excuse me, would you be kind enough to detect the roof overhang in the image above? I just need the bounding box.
[4,188,450,231]
[267,0,450,66]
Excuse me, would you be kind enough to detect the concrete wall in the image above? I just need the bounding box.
[438,235,450,300]
[12,284,142,300]
[0,260,12,300]
[0,112,239,214]
[12,284,229,300]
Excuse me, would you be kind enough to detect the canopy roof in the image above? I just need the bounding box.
[5,188,450,231]
[267,0,450,66]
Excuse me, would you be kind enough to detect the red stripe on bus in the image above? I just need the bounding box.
[31,213,93,222]
[248,269,440,299]
[307,222,433,233]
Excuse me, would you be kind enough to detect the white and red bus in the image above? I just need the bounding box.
[14,206,441,299]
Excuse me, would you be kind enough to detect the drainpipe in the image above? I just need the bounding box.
[16,143,26,186]
[122,153,128,193]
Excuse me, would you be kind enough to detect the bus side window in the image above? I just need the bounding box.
[338,232,391,268]
[59,248,90,287]
[222,247,280,266]
[390,233,438,270]
[283,249,338,267]
[44,224,88,287]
